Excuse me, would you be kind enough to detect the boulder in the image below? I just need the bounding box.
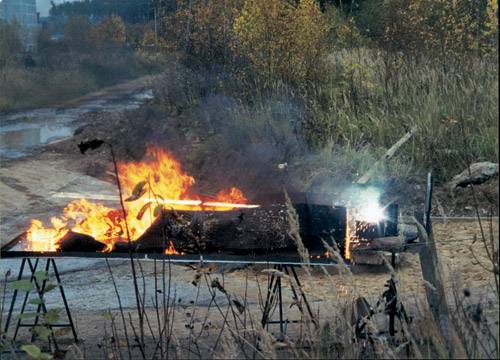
[448,162,498,189]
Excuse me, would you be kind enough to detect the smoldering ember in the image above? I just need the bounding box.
[0,1,498,360]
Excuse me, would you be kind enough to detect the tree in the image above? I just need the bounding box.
[50,0,152,24]
[140,24,167,52]
[167,0,244,68]
[96,15,127,46]
[64,16,93,50]
[0,20,23,69]
[359,0,498,59]
[232,0,330,86]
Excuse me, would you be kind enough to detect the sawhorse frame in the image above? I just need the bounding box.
[261,264,317,335]
[4,258,78,348]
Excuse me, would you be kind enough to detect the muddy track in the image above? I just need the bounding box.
[0,76,157,246]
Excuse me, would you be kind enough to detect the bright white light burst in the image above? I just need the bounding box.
[357,202,386,223]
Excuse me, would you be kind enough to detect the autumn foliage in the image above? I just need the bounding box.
[164,0,497,87]
[96,15,127,45]
[233,0,330,86]
[153,0,498,178]
[166,0,339,85]
[379,0,498,59]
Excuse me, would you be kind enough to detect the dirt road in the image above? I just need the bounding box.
[0,76,155,246]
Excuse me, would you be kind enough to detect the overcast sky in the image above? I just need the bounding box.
[37,0,73,17]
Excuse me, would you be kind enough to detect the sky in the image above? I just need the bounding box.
[37,0,74,17]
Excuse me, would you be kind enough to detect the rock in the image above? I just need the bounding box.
[63,344,84,360]
[448,162,498,189]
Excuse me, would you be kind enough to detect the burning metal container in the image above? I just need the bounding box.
[1,145,411,263]
[2,200,405,263]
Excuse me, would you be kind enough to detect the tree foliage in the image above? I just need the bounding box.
[50,0,152,24]
[96,15,127,45]
[64,16,94,49]
[358,0,498,59]
[232,0,331,86]
[167,0,244,67]
[0,20,23,69]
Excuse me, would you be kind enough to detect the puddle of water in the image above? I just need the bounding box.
[0,121,74,158]
[0,89,153,159]
[133,89,154,100]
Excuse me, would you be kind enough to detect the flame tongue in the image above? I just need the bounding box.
[27,219,68,252]
[26,146,254,252]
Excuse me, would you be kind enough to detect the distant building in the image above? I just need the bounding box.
[0,0,39,51]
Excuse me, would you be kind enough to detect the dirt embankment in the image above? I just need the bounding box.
[45,100,499,218]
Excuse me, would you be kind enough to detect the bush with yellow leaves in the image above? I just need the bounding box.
[232,0,330,87]
[378,0,497,60]
[167,0,244,68]
[96,14,127,46]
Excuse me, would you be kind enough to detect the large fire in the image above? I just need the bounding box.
[27,146,256,252]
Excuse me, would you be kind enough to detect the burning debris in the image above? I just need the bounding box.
[26,145,258,253]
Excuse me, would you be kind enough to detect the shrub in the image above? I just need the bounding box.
[96,15,127,46]
[357,0,498,60]
[0,20,23,69]
[232,0,330,87]
[167,0,244,68]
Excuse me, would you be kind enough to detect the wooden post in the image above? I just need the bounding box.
[418,173,449,320]
[356,126,417,185]
[416,173,466,357]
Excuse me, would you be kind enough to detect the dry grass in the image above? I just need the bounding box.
[151,48,498,184]
[34,219,494,359]
[3,225,496,359]
[0,50,166,113]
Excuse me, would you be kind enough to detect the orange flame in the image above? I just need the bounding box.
[164,240,179,255]
[27,219,68,252]
[27,146,253,252]
[345,208,351,260]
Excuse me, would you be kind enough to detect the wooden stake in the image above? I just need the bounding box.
[415,173,449,318]
[356,126,417,185]
[416,173,466,357]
